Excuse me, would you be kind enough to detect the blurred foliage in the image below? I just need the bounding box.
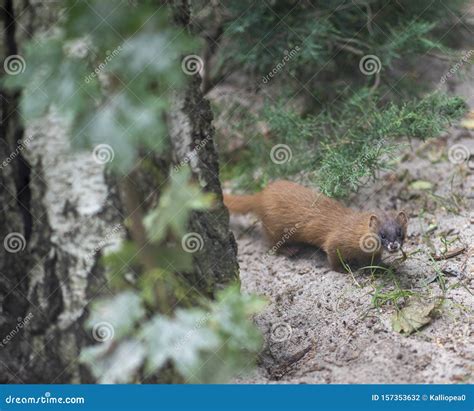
[195,0,471,196]
[96,168,265,383]
[224,91,466,197]
[198,0,468,94]
[316,92,466,196]
[3,0,265,383]
[144,169,214,243]
[4,0,196,172]
[82,285,265,383]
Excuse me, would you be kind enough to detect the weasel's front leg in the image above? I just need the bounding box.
[326,249,345,273]
[277,244,303,257]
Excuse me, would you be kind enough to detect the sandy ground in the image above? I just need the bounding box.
[231,127,473,384]
[224,64,474,384]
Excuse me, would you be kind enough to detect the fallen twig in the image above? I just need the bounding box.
[431,246,466,261]
[268,344,313,380]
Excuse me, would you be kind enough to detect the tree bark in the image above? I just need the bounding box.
[168,75,239,294]
[0,0,123,383]
[0,0,239,383]
[168,0,239,294]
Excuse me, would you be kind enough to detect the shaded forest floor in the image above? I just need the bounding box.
[220,60,474,384]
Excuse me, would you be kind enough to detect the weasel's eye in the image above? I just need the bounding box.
[380,233,386,239]
[397,228,402,237]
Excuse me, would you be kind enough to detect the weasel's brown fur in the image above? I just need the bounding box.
[224,180,408,272]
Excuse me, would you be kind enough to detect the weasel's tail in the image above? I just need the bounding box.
[223,193,261,215]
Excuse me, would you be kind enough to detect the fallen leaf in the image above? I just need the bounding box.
[392,299,436,334]
[460,110,474,129]
[409,180,433,191]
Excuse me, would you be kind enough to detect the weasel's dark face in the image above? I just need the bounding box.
[379,219,405,253]
[370,211,408,253]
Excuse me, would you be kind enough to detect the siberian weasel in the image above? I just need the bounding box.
[224,180,408,272]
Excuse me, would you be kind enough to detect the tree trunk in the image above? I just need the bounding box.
[168,0,239,294]
[0,0,124,383]
[168,75,239,294]
[0,0,238,383]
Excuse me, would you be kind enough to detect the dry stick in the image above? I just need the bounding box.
[269,344,313,379]
[333,35,369,48]
[426,52,460,62]
[460,247,471,272]
[335,42,364,56]
[430,246,467,261]
[324,341,362,367]
[366,2,374,35]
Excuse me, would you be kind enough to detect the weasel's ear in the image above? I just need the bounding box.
[396,211,408,227]
[369,214,379,230]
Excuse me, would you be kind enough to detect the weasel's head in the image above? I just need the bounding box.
[369,211,408,253]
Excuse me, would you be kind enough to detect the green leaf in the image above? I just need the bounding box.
[102,241,139,288]
[81,339,145,383]
[2,0,199,174]
[143,168,214,242]
[85,291,145,340]
[141,309,220,377]
[392,299,436,334]
[409,180,433,191]
[211,285,266,352]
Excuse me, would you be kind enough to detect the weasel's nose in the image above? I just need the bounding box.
[387,242,400,252]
